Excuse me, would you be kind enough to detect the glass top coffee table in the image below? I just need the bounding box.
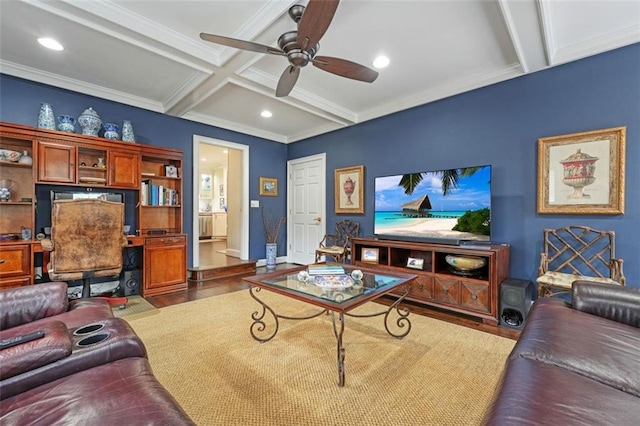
[242,264,417,386]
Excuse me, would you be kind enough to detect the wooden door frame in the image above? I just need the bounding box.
[192,135,249,267]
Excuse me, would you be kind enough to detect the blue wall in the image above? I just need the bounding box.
[0,75,289,263]
[1,43,638,287]
[288,43,640,287]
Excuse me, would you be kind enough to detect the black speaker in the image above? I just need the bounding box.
[120,269,141,296]
[499,278,534,329]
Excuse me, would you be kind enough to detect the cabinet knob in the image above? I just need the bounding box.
[471,294,478,300]
[443,288,448,295]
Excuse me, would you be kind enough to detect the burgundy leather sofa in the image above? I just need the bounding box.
[482,281,640,425]
[0,282,194,425]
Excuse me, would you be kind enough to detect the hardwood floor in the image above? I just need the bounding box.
[145,260,521,341]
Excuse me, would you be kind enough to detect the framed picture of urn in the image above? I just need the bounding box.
[335,165,364,214]
[537,126,625,215]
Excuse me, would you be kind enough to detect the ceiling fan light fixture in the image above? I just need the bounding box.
[261,110,273,118]
[37,37,64,51]
[373,55,389,69]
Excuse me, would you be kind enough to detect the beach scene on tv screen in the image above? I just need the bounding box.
[374,166,491,242]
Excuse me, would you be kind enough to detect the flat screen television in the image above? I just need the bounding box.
[374,165,491,245]
[51,190,124,203]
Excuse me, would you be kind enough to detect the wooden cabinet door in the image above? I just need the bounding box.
[0,244,31,287]
[459,281,491,313]
[433,277,460,305]
[38,141,76,183]
[108,150,139,188]
[143,236,187,295]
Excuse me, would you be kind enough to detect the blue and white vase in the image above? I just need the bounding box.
[57,115,76,133]
[266,243,277,269]
[77,107,102,136]
[122,120,135,142]
[37,103,56,130]
[103,123,120,140]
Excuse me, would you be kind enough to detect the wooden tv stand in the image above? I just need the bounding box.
[351,237,510,325]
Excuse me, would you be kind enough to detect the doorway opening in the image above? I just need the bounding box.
[192,135,249,268]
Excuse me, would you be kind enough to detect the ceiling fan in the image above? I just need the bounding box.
[200,0,378,97]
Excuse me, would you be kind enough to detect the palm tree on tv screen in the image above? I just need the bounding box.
[399,166,485,196]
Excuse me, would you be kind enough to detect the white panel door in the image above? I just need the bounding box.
[287,154,326,265]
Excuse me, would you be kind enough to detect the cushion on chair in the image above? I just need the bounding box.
[318,246,345,256]
[537,271,622,290]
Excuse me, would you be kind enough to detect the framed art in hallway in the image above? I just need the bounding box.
[537,126,625,214]
[259,177,278,196]
[335,165,364,214]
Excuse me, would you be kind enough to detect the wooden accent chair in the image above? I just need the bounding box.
[315,220,360,264]
[537,225,625,297]
[41,199,128,307]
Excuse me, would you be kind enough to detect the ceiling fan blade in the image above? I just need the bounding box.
[312,56,379,83]
[199,33,283,55]
[276,65,300,97]
[297,0,340,50]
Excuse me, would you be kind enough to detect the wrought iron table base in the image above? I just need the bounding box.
[249,285,411,386]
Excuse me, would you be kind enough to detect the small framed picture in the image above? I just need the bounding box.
[361,248,379,263]
[406,257,424,270]
[260,177,278,196]
[165,165,178,178]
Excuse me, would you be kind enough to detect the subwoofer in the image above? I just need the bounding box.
[120,269,141,296]
[499,278,534,329]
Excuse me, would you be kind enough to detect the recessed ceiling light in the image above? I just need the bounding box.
[261,110,273,118]
[37,37,64,51]
[201,158,207,162]
[373,55,389,69]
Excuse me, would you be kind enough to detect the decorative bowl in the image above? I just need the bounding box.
[57,115,77,133]
[445,254,486,271]
[0,149,22,162]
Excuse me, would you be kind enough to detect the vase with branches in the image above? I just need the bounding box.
[262,207,285,269]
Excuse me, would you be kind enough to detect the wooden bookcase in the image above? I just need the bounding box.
[0,125,36,289]
[0,122,186,295]
[351,237,510,325]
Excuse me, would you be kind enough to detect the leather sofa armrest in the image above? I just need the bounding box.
[572,281,640,327]
[0,282,69,329]
[0,321,72,380]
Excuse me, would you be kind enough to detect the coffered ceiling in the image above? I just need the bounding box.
[1,1,638,143]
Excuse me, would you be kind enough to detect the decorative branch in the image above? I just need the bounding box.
[262,207,286,243]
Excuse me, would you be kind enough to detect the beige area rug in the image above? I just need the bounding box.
[112,295,159,319]
[127,290,514,426]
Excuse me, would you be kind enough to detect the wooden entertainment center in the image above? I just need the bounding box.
[351,237,510,325]
[0,122,186,296]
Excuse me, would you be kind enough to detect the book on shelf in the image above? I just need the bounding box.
[141,178,179,206]
[307,263,345,275]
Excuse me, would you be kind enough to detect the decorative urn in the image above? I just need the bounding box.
[77,107,102,136]
[560,149,598,199]
[343,176,355,205]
